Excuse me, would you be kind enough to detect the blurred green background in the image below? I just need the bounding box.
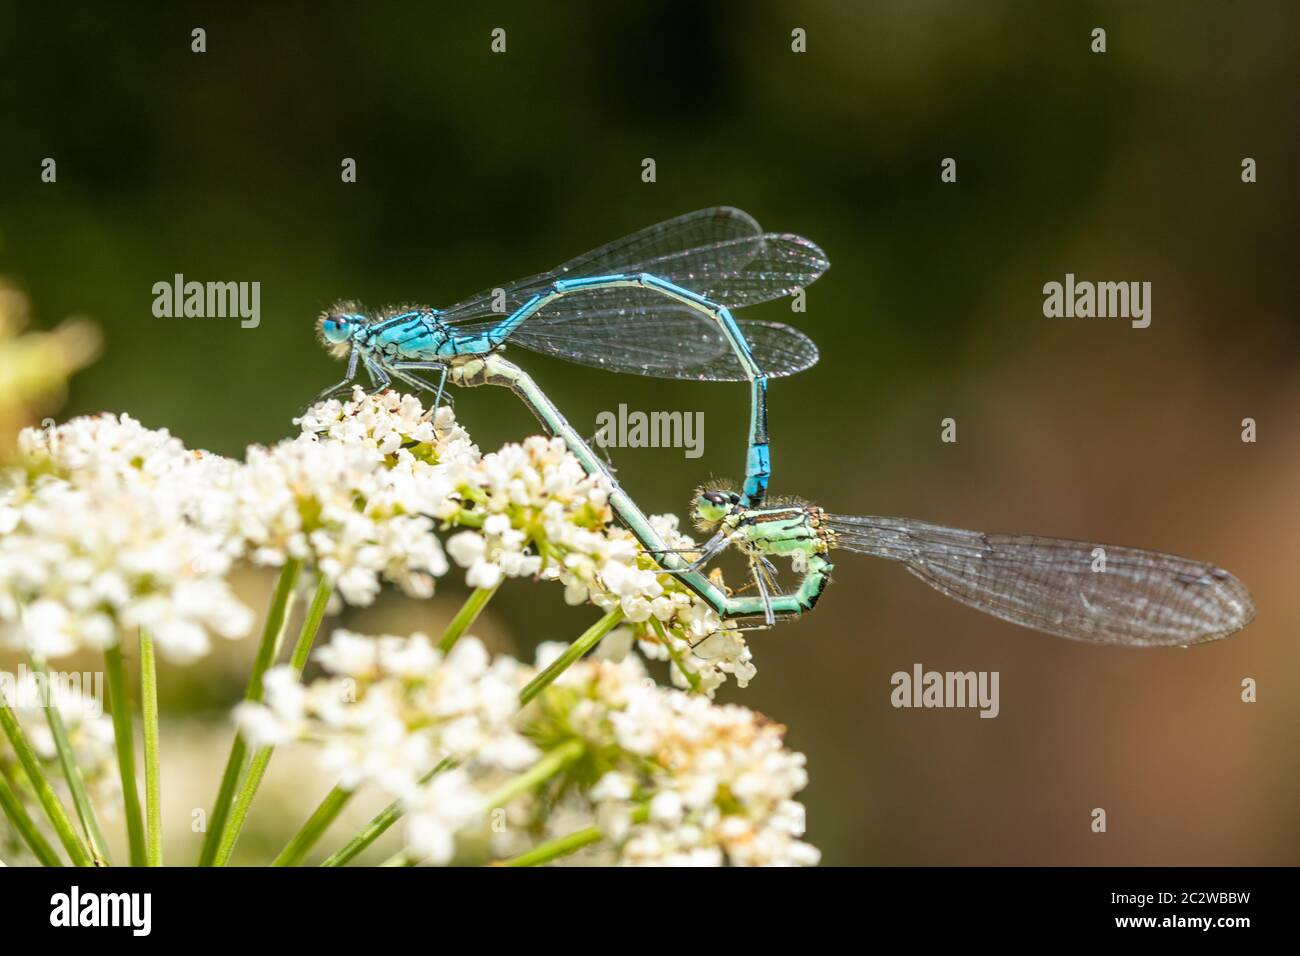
[2,1,1298,864]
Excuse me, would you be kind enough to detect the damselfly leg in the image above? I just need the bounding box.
[312,348,363,404]
[391,361,452,411]
[362,355,392,394]
[644,529,734,573]
[750,556,778,627]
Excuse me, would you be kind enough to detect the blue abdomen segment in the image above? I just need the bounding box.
[745,443,771,505]
[641,277,771,507]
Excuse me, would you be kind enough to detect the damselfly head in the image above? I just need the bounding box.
[317,304,366,357]
[691,481,741,531]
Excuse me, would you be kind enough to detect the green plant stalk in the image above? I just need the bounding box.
[502,825,601,866]
[138,631,162,866]
[319,797,402,868]
[103,644,146,866]
[289,572,333,673]
[27,654,111,865]
[518,607,625,705]
[198,558,302,866]
[0,762,63,866]
[271,784,354,867]
[500,804,650,867]
[0,701,92,866]
[318,741,582,868]
[213,569,330,866]
[484,738,585,809]
[437,584,499,653]
[212,745,272,866]
[651,618,701,693]
[319,758,453,867]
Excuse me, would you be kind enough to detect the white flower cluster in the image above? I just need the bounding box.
[237,630,538,864]
[1,414,251,662]
[0,394,457,662]
[436,436,753,692]
[239,391,455,603]
[2,390,748,679]
[543,648,818,867]
[238,630,817,867]
[1,382,819,868]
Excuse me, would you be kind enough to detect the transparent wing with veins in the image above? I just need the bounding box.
[436,207,828,327]
[827,515,1255,646]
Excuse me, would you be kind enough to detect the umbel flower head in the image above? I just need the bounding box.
[237,631,818,866]
[1,386,813,868]
[529,647,819,866]
[1,388,752,683]
[1,414,251,662]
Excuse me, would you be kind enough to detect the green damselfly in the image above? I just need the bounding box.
[450,355,1254,643]
[673,485,1255,644]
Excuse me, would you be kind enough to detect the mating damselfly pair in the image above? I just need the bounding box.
[316,208,1255,647]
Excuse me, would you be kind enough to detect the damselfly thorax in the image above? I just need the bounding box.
[726,503,836,564]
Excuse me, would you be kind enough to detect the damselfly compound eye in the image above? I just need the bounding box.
[320,314,356,344]
[695,492,732,525]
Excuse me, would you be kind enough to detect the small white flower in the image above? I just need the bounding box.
[313,629,380,679]
[593,626,634,662]
[445,531,486,568]
[591,771,636,802]
[404,769,486,865]
[466,559,503,590]
[649,790,684,824]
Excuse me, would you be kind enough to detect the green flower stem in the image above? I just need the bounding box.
[104,644,146,866]
[484,738,585,810]
[319,743,583,868]
[500,804,650,867]
[198,558,302,866]
[320,758,453,867]
[518,607,625,706]
[319,797,402,868]
[138,631,162,866]
[652,618,701,693]
[271,784,354,867]
[27,654,111,866]
[502,825,601,866]
[0,762,63,867]
[437,584,499,654]
[379,851,412,866]
[211,745,271,866]
[213,569,331,867]
[289,572,333,673]
[0,700,92,866]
